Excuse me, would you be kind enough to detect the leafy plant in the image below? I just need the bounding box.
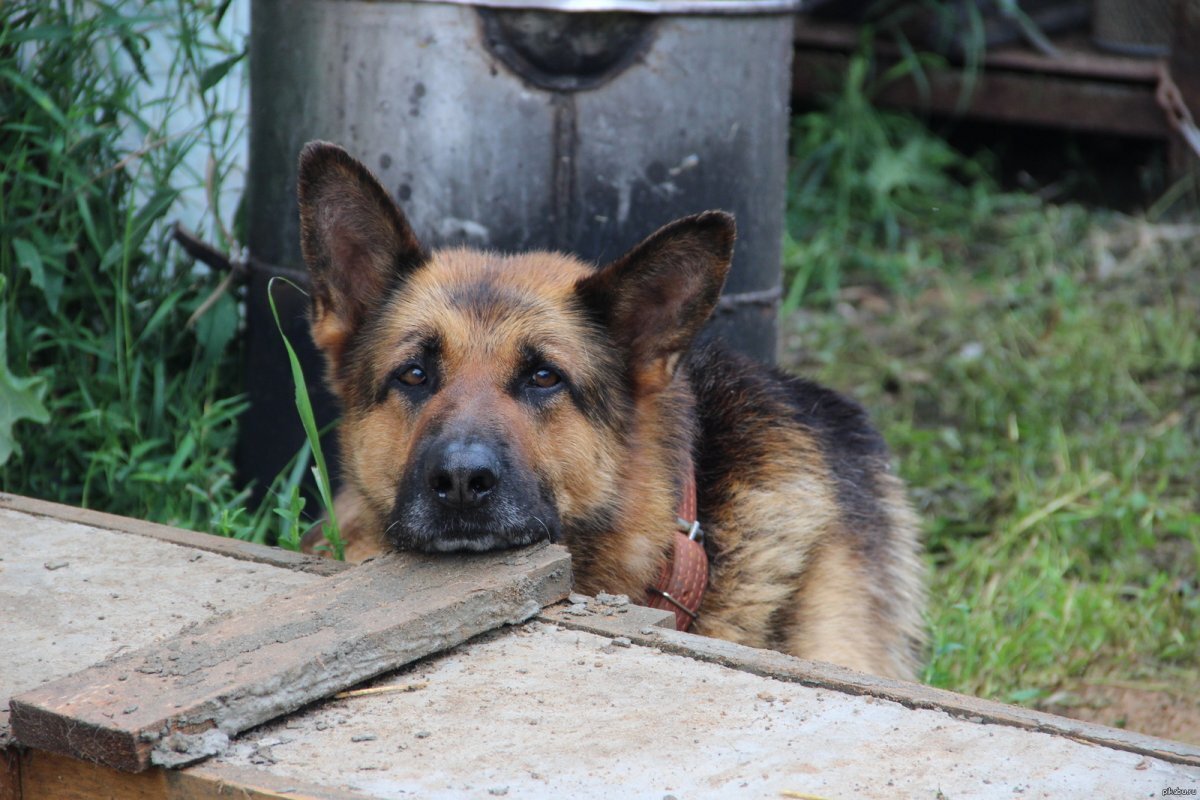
[0,1,253,533]
[783,35,1001,308]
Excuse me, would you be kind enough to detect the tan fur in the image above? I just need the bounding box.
[324,245,686,596]
[695,432,839,647]
[688,428,924,678]
[296,142,926,681]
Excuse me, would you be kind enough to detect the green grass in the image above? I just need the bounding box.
[784,47,997,309]
[267,277,344,558]
[1,0,344,552]
[783,37,1198,704]
[782,197,1200,703]
[0,1,281,539]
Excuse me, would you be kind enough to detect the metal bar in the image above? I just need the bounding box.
[416,0,806,14]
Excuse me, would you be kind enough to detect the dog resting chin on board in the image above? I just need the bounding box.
[295,141,926,681]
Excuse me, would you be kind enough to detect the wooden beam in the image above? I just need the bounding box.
[17,750,372,800]
[0,494,346,577]
[792,48,1169,138]
[10,544,571,773]
[791,17,1174,139]
[0,747,18,800]
[793,20,1160,83]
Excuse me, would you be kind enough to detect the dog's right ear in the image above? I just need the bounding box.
[575,212,734,393]
[298,141,426,364]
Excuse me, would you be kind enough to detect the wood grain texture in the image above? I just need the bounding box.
[0,747,18,800]
[18,750,374,800]
[19,749,166,800]
[11,544,571,773]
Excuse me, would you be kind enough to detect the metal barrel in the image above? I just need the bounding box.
[241,0,798,496]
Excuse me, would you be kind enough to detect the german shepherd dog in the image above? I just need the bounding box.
[297,141,925,680]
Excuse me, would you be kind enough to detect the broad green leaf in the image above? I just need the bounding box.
[12,238,46,293]
[0,274,50,464]
[12,236,64,313]
[199,50,245,92]
[192,290,238,370]
[0,366,49,465]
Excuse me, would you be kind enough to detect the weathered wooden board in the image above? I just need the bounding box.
[17,749,372,800]
[0,749,17,800]
[0,506,325,750]
[0,493,346,577]
[10,544,571,773]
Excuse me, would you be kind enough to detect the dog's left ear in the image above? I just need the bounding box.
[297,141,426,367]
[576,211,734,390]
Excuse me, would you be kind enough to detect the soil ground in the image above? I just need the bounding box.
[1043,678,1200,746]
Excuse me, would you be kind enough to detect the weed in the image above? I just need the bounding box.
[267,277,343,559]
[781,34,1198,705]
[0,1,261,535]
[784,42,1003,308]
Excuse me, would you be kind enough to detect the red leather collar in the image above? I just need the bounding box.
[643,465,708,632]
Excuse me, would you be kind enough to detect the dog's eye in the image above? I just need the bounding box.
[529,367,561,389]
[395,365,427,387]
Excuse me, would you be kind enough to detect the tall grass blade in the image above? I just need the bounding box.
[266,277,344,560]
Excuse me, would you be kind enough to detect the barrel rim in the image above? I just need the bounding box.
[395,0,805,15]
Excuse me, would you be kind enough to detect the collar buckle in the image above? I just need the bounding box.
[676,517,703,543]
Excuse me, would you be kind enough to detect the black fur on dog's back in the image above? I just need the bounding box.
[686,341,924,674]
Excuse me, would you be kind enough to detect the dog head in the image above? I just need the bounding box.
[297,141,733,552]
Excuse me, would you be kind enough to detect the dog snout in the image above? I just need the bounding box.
[425,440,501,509]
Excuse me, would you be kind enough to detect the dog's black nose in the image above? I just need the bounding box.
[426,441,500,509]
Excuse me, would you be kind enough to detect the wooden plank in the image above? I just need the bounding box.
[17,750,372,800]
[18,749,166,800]
[873,63,1168,138]
[17,750,315,800]
[0,494,347,577]
[792,47,1169,138]
[541,604,1200,768]
[10,544,571,773]
[793,18,1160,83]
[1,506,327,755]
[0,747,18,800]
[535,593,675,636]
